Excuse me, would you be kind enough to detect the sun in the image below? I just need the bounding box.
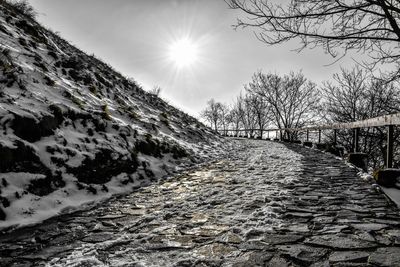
[168,38,198,68]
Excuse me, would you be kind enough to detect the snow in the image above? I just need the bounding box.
[0,5,226,231]
[0,172,138,229]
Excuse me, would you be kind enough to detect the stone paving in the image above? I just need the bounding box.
[1,139,400,266]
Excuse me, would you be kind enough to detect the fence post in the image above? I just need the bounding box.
[280,130,283,141]
[333,129,337,145]
[354,128,360,152]
[306,129,309,142]
[387,125,394,168]
[318,129,321,144]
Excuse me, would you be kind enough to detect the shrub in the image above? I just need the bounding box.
[88,85,97,94]
[101,104,111,120]
[159,112,169,126]
[68,69,81,82]
[5,0,37,20]
[128,110,139,120]
[71,95,85,109]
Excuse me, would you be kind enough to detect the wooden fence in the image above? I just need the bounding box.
[221,113,400,168]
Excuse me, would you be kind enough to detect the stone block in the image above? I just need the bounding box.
[316,143,327,150]
[347,153,368,171]
[303,141,313,147]
[374,169,400,188]
[325,144,344,157]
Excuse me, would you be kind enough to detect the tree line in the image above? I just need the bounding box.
[201,66,400,168]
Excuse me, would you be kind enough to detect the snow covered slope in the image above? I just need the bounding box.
[0,3,224,230]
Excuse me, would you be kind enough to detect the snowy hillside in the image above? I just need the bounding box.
[0,3,224,230]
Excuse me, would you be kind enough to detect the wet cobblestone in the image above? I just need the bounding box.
[1,139,400,266]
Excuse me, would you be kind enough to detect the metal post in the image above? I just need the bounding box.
[387,125,394,168]
[280,130,283,141]
[333,129,337,145]
[354,128,360,152]
[276,130,278,140]
[306,130,309,142]
[318,129,322,144]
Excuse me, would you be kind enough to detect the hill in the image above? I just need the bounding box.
[0,1,225,230]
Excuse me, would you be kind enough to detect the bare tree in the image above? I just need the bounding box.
[227,0,400,80]
[201,98,222,131]
[241,94,258,137]
[321,66,400,167]
[243,91,271,138]
[229,97,245,136]
[149,85,161,97]
[218,103,230,136]
[247,71,319,140]
[322,67,369,123]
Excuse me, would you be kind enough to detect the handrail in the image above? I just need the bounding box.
[219,112,400,168]
[223,112,400,132]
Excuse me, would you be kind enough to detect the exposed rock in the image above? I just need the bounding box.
[27,175,65,196]
[263,234,303,245]
[82,233,114,243]
[305,234,377,249]
[278,244,328,264]
[368,247,400,266]
[68,149,138,184]
[329,251,369,263]
[11,114,61,142]
[0,141,49,174]
[351,223,387,232]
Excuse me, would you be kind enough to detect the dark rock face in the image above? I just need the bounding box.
[10,114,62,142]
[68,149,139,184]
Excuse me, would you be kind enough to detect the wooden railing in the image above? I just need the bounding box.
[221,113,400,168]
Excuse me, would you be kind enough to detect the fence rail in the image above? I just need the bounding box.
[220,112,400,168]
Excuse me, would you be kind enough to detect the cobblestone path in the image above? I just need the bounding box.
[1,139,400,266]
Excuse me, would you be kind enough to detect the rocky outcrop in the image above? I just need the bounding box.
[0,140,47,174]
[10,114,62,142]
[68,149,139,184]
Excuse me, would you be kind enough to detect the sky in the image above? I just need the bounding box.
[27,0,360,117]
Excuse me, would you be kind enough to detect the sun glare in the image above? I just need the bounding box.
[168,38,198,68]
